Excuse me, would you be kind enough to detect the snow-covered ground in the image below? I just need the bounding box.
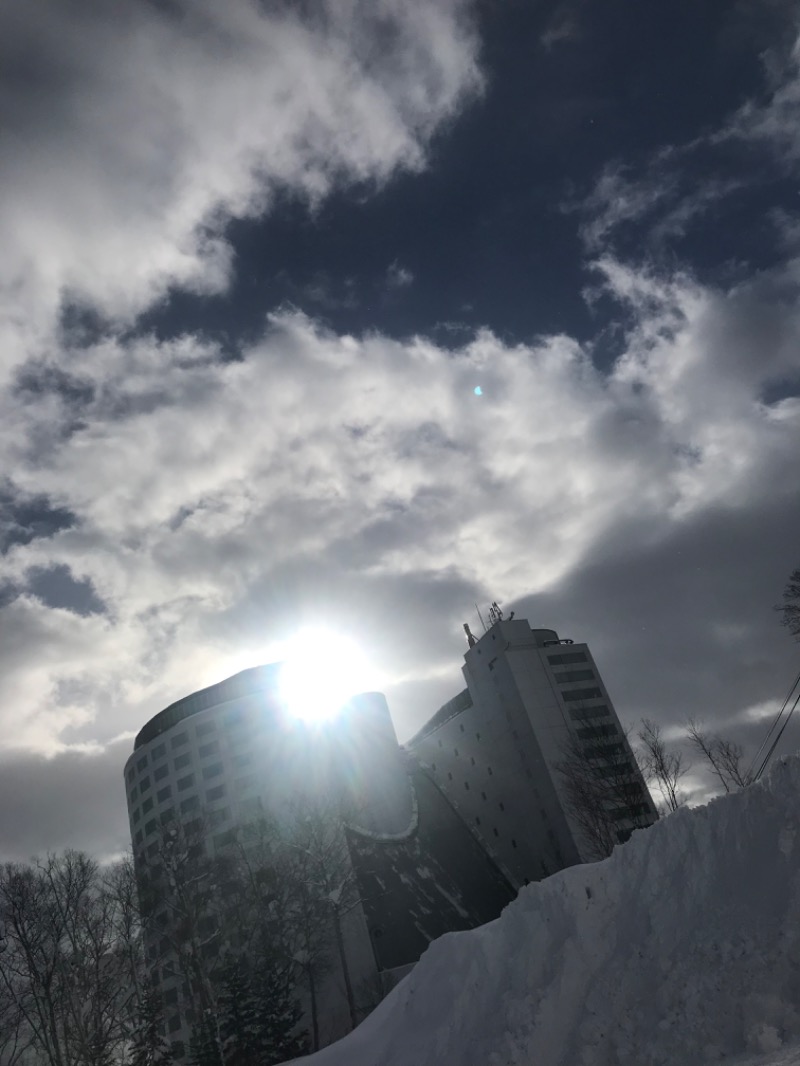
[290,754,800,1066]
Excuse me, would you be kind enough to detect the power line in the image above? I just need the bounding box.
[751,667,800,782]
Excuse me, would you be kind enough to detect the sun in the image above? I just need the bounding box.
[278,629,372,723]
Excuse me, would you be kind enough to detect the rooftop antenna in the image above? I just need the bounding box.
[475,603,488,633]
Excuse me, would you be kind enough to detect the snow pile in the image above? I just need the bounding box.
[293,755,800,1066]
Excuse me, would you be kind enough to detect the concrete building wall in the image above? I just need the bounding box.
[409,619,656,884]
[123,666,385,1058]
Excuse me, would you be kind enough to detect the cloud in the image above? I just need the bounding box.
[574,27,800,256]
[1,243,798,767]
[0,747,133,863]
[0,0,482,375]
[722,30,800,163]
[387,261,415,288]
[0,1,799,860]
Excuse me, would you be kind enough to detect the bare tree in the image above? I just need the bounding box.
[0,853,137,1066]
[137,817,229,1065]
[555,727,655,860]
[777,567,800,638]
[686,720,751,793]
[282,797,366,1035]
[0,975,32,1066]
[637,719,689,813]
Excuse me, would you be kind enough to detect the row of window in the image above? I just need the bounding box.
[575,723,618,741]
[568,704,610,722]
[554,668,595,683]
[129,747,249,801]
[561,686,603,702]
[127,716,256,784]
[130,773,258,842]
[546,651,587,666]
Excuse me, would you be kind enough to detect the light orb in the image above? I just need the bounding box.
[278,630,372,723]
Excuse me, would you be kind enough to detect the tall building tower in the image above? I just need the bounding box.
[407,615,657,885]
[123,662,513,1059]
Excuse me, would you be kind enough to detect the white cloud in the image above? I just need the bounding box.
[0,0,481,375]
[387,261,415,288]
[2,244,799,753]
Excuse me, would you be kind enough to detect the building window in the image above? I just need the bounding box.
[134,830,143,845]
[142,797,154,814]
[570,705,611,722]
[129,785,138,801]
[164,987,179,1006]
[152,743,166,760]
[137,756,148,772]
[154,763,168,782]
[232,753,251,769]
[547,652,587,666]
[157,786,172,803]
[206,784,226,802]
[180,796,199,814]
[170,732,189,748]
[556,669,595,683]
[170,1042,185,1060]
[199,740,220,759]
[177,774,195,791]
[139,776,151,792]
[196,720,216,737]
[203,762,223,780]
[174,752,191,771]
[576,724,617,740]
[145,819,158,836]
[147,842,159,858]
[168,1015,182,1034]
[133,808,141,824]
[126,768,135,784]
[161,807,174,823]
[561,687,603,702]
[213,829,237,850]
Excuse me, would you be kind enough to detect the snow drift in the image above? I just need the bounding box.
[293,754,800,1066]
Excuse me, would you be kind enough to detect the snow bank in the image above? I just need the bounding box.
[290,755,800,1066]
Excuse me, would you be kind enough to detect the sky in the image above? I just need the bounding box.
[1,0,799,863]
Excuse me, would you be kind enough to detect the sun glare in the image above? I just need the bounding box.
[278,629,372,722]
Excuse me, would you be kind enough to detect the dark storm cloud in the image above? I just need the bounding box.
[0,484,76,553]
[26,564,105,617]
[0,747,131,863]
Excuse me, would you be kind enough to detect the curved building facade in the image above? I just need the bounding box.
[124,618,656,1058]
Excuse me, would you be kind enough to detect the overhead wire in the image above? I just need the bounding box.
[746,666,800,779]
[750,667,800,782]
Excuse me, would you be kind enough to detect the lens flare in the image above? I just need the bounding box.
[278,629,372,722]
